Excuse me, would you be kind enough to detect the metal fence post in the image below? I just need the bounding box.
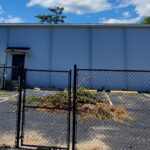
[67,70,72,150]
[16,66,24,148]
[72,65,77,150]
[2,64,6,90]
[20,68,27,146]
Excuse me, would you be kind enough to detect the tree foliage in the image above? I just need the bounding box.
[141,17,150,24]
[36,7,66,24]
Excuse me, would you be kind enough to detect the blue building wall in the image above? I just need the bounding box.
[0,25,150,91]
[126,28,150,70]
[8,28,51,69]
[92,28,125,69]
[0,28,7,65]
[51,28,90,70]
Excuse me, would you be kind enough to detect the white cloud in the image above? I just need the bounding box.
[123,11,130,18]
[0,16,23,23]
[102,0,150,24]
[118,0,150,17]
[100,16,141,24]
[133,0,150,17]
[117,0,132,8]
[27,0,112,14]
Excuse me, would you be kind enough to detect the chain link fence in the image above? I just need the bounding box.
[0,66,19,148]
[0,65,150,150]
[73,68,150,150]
[0,66,72,149]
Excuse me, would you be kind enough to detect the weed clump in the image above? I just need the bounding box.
[27,87,133,123]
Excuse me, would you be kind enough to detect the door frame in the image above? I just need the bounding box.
[11,54,25,80]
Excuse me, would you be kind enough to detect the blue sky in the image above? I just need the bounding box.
[0,0,149,24]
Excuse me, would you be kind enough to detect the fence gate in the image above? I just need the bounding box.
[20,69,72,149]
[0,66,22,148]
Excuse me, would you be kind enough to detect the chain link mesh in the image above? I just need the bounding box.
[75,69,150,150]
[0,67,19,148]
[21,69,71,149]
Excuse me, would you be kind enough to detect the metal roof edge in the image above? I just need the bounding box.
[0,23,150,28]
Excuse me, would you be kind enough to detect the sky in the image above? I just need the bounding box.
[0,0,150,24]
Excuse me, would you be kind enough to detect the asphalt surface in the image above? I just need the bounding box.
[0,90,69,149]
[0,96,17,147]
[0,91,150,150]
[76,93,150,150]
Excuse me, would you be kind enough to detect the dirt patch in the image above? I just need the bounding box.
[24,131,49,145]
[0,131,64,148]
[23,131,64,147]
[76,136,109,150]
[0,133,15,146]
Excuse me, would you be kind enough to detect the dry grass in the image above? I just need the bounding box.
[78,103,133,123]
[76,137,109,150]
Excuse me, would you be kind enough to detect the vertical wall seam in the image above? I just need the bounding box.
[49,28,53,70]
[123,28,127,69]
[89,28,93,87]
[89,28,92,69]
[123,28,128,90]
[49,28,53,87]
[7,27,10,46]
[5,27,10,66]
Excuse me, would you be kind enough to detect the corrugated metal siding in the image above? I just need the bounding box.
[0,25,150,91]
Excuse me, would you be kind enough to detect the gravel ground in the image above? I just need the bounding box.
[0,90,150,150]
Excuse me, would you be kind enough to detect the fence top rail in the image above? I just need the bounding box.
[77,68,150,73]
[26,68,70,73]
[0,66,19,69]
[0,66,71,73]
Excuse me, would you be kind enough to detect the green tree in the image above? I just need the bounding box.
[141,17,150,24]
[36,7,66,24]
